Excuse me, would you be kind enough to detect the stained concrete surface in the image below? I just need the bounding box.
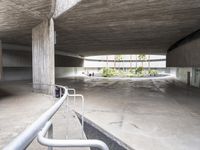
[0,81,52,149]
[0,81,88,150]
[57,76,200,150]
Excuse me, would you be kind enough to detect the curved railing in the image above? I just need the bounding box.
[3,84,109,150]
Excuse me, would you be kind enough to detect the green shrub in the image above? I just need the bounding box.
[101,67,158,78]
[148,69,158,76]
[101,68,117,77]
[135,67,144,74]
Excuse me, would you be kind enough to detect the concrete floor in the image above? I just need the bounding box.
[0,81,88,150]
[57,76,200,150]
[0,81,52,149]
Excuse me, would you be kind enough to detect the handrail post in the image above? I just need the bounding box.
[60,87,62,98]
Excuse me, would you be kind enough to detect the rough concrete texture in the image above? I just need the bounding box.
[167,33,200,67]
[1,0,200,56]
[53,0,81,18]
[0,0,54,45]
[0,81,89,150]
[55,0,200,56]
[32,19,55,94]
[57,76,200,150]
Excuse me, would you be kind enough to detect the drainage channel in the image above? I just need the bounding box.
[76,113,134,150]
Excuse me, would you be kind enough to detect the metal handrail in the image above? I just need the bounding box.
[38,121,109,150]
[3,85,68,150]
[68,88,76,105]
[3,84,109,150]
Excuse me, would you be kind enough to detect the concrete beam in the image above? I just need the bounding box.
[53,0,81,18]
[2,43,84,59]
[32,18,55,94]
[0,40,2,80]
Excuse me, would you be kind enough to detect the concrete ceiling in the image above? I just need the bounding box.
[1,0,200,56]
[55,0,200,56]
[0,0,53,45]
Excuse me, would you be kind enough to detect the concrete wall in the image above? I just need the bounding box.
[167,31,200,67]
[55,67,84,78]
[55,55,83,67]
[2,49,32,80]
[1,46,83,81]
[3,50,32,67]
[3,67,32,81]
[167,67,200,88]
[166,31,200,88]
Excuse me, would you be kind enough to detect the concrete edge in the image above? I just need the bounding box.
[75,112,134,150]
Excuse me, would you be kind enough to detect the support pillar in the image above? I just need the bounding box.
[32,18,55,95]
[0,40,2,80]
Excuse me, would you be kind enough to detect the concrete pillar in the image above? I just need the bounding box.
[32,18,55,95]
[0,40,2,80]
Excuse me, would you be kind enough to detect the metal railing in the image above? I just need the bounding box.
[38,121,109,150]
[67,89,85,138]
[3,84,109,150]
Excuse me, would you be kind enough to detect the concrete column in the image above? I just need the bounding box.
[0,40,2,80]
[32,18,55,95]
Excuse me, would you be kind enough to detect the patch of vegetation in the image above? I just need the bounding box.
[101,68,117,77]
[148,69,158,76]
[135,67,144,75]
[101,67,159,78]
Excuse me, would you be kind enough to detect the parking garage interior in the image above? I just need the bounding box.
[1,0,200,150]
